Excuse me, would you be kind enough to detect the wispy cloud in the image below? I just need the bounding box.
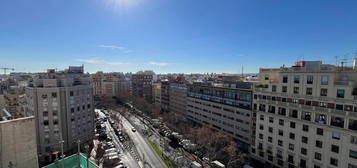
[98,44,133,53]
[148,61,170,67]
[77,59,129,66]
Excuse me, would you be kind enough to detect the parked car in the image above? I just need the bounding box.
[131,128,136,132]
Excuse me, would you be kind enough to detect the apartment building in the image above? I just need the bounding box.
[161,81,170,112]
[152,83,161,107]
[131,71,154,103]
[91,72,129,97]
[26,66,95,163]
[251,61,357,168]
[0,116,38,168]
[186,82,253,149]
[169,83,187,115]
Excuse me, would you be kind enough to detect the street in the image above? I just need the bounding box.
[97,110,140,168]
[114,111,168,168]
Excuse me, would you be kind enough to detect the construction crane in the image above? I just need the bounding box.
[0,67,15,75]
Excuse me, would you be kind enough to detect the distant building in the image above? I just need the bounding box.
[186,82,253,150]
[91,72,126,98]
[0,116,38,168]
[251,61,357,168]
[26,66,95,163]
[160,81,170,112]
[131,71,154,103]
[152,83,161,107]
[169,83,187,115]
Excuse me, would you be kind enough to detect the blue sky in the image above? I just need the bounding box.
[1,0,357,74]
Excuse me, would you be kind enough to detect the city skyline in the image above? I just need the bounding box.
[1,0,357,74]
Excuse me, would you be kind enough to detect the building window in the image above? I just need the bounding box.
[316,140,323,148]
[52,92,57,98]
[294,75,300,84]
[302,125,309,132]
[279,130,283,136]
[330,158,338,166]
[302,112,311,121]
[288,155,294,164]
[349,164,357,168]
[269,117,274,123]
[331,145,339,153]
[320,88,328,96]
[43,111,49,117]
[264,74,269,80]
[350,150,357,159]
[259,125,264,130]
[71,108,75,113]
[317,128,324,135]
[44,120,49,126]
[302,136,308,144]
[278,140,283,146]
[268,136,273,143]
[260,115,264,120]
[306,88,313,95]
[272,85,277,92]
[259,133,263,139]
[70,91,74,96]
[53,120,58,125]
[315,114,326,124]
[282,86,287,93]
[301,148,307,155]
[289,110,298,118]
[330,116,344,128]
[290,122,296,128]
[321,76,329,85]
[268,127,273,133]
[289,133,295,140]
[289,143,294,150]
[307,75,314,84]
[350,119,357,131]
[283,75,288,83]
[279,119,284,126]
[332,132,341,140]
[337,89,345,98]
[352,136,357,144]
[293,87,299,94]
[315,152,322,160]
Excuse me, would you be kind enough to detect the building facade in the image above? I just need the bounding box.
[131,71,154,103]
[152,83,161,107]
[160,81,170,112]
[169,83,187,115]
[91,72,128,98]
[26,66,95,163]
[186,82,253,149]
[0,116,39,168]
[252,61,357,168]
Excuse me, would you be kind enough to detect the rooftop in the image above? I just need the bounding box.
[43,153,98,168]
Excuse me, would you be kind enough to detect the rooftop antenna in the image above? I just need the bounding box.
[241,65,244,78]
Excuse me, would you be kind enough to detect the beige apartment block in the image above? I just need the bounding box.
[0,116,38,168]
[152,83,161,107]
[26,66,95,163]
[252,61,357,168]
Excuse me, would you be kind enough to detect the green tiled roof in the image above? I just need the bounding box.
[44,153,99,168]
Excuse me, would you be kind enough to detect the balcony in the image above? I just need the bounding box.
[315,114,327,124]
[330,116,344,128]
[301,112,311,121]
